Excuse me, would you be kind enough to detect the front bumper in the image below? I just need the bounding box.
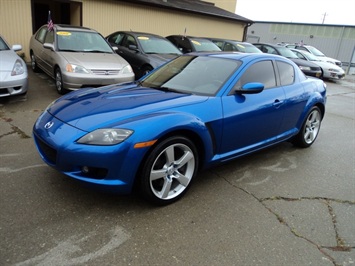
[33,111,146,194]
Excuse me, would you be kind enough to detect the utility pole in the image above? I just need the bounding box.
[322,12,328,24]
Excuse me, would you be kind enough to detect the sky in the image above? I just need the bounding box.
[235,0,355,26]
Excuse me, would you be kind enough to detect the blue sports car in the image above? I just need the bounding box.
[33,52,327,205]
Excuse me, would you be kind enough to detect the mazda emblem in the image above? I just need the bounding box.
[44,121,54,129]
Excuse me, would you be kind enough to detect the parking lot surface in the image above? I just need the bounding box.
[1,67,354,265]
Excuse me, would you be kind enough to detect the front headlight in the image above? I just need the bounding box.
[11,59,25,76]
[66,64,90,74]
[77,128,133,145]
[121,64,133,74]
[299,66,311,71]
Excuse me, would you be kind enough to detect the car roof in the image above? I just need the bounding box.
[188,51,282,61]
[253,43,285,48]
[111,31,167,39]
[53,24,96,33]
[167,35,211,40]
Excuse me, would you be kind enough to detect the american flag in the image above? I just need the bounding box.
[47,11,54,31]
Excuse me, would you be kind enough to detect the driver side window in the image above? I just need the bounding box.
[235,60,277,90]
[122,35,137,48]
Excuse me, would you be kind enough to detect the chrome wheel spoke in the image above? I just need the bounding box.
[160,178,173,199]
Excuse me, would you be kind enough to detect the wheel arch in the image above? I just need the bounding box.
[133,128,206,191]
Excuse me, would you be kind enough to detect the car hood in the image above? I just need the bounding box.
[316,56,341,64]
[290,58,319,67]
[312,60,344,72]
[48,83,207,131]
[60,52,129,69]
[0,50,19,71]
[146,53,180,67]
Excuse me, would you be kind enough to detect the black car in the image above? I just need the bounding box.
[106,31,182,79]
[207,38,262,53]
[166,35,221,54]
[253,43,322,78]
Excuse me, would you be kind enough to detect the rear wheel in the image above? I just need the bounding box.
[292,106,322,148]
[139,136,198,205]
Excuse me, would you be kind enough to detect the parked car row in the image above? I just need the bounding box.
[1,24,344,98]
[253,43,345,80]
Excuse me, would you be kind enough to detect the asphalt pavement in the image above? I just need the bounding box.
[0,68,354,266]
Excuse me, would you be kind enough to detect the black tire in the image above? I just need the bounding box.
[55,68,67,95]
[139,136,199,205]
[292,106,322,148]
[31,53,40,73]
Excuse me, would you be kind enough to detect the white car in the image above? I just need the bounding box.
[286,44,342,67]
[291,49,345,80]
[0,35,28,97]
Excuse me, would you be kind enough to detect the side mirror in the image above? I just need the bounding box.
[128,44,139,52]
[11,44,22,52]
[236,82,264,94]
[43,43,55,51]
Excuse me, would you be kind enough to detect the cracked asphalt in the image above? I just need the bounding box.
[0,67,354,266]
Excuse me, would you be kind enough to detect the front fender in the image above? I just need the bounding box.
[124,111,216,168]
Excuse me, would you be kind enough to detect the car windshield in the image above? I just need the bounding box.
[57,31,113,53]
[301,51,320,61]
[278,47,299,59]
[138,36,182,55]
[232,42,262,53]
[190,38,221,52]
[140,55,241,96]
[0,36,10,51]
[306,46,325,57]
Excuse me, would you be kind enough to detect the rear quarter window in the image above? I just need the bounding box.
[276,61,295,86]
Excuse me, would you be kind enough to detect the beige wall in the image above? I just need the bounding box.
[83,0,244,40]
[204,0,237,13]
[0,0,33,61]
[0,0,244,62]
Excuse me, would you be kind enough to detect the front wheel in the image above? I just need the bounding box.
[139,136,199,205]
[31,53,40,73]
[55,68,67,95]
[292,106,322,148]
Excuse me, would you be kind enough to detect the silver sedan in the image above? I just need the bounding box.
[29,24,135,94]
[0,35,28,97]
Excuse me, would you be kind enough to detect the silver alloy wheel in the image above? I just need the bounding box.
[149,143,195,200]
[303,108,321,144]
[31,54,38,72]
[55,69,63,94]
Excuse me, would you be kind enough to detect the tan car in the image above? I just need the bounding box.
[30,24,135,94]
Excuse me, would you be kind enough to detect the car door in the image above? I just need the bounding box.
[118,34,143,74]
[219,59,286,157]
[40,30,55,76]
[32,26,48,70]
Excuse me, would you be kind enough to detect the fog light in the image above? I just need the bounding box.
[82,166,89,174]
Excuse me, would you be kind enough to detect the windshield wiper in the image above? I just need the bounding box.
[85,50,111,53]
[60,49,78,52]
[150,86,179,93]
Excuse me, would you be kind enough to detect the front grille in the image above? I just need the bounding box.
[91,70,120,75]
[36,136,57,164]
